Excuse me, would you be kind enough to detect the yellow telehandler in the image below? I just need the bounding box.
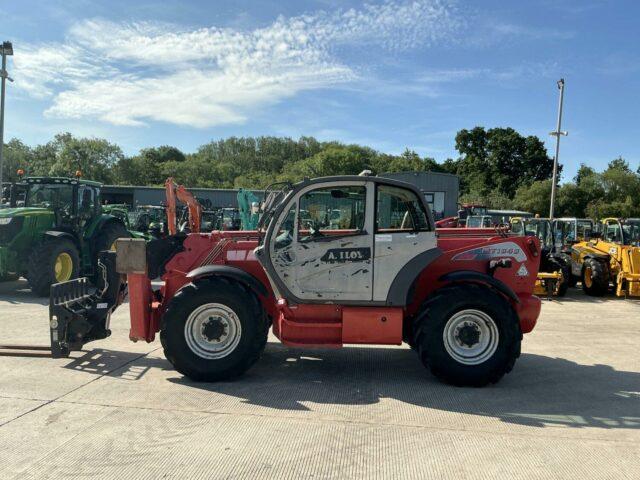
[571,218,640,297]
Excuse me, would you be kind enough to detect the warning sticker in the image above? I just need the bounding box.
[516,264,529,277]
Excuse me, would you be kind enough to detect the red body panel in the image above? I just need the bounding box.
[127,229,541,347]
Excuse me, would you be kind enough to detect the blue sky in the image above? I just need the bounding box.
[1,0,639,181]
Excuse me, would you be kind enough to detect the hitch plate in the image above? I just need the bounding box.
[49,278,113,358]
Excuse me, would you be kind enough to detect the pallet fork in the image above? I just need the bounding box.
[0,252,125,358]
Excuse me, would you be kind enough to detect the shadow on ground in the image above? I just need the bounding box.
[163,343,639,429]
[63,348,170,380]
[0,279,48,306]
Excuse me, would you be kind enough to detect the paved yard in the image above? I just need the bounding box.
[0,278,638,479]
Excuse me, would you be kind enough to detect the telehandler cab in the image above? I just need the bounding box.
[47,175,542,387]
[510,217,570,297]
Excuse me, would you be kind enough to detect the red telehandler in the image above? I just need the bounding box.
[48,175,541,386]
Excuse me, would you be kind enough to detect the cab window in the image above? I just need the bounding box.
[577,221,593,240]
[78,186,96,218]
[25,183,73,209]
[604,222,622,243]
[274,205,296,249]
[376,185,429,232]
[298,185,366,241]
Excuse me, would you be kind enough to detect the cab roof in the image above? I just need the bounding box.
[25,177,102,187]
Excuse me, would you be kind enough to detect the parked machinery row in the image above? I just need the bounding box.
[511,216,639,298]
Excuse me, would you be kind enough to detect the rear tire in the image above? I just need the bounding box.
[160,277,269,381]
[582,258,609,296]
[92,221,129,288]
[26,239,80,296]
[412,284,521,387]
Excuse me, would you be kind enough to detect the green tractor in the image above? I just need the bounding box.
[0,176,131,295]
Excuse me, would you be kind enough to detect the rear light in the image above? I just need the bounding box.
[526,237,539,257]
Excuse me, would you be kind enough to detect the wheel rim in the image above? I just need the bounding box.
[443,309,499,365]
[54,252,73,282]
[184,303,242,359]
[584,266,593,288]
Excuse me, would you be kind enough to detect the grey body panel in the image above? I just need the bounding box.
[373,231,437,301]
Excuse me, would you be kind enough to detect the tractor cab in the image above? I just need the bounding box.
[0,175,130,294]
[256,176,435,303]
[465,215,492,228]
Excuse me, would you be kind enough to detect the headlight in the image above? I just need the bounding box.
[0,217,12,225]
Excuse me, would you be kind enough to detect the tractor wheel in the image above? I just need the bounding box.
[412,284,521,387]
[582,258,609,296]
[92,221,130,287]
[94,221,130,255]
[160,277,269,381]
[26,239,80,296]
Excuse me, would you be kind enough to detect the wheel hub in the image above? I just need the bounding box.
[184,303,242,360]
[455,322,481,348]
[443,309,500,365]
[54,252,73,282]
[202,316,228,343]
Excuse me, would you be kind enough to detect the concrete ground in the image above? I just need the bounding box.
[0,278,638,479]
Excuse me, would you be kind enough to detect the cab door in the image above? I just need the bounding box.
[372,184,436,302]
[263,181,374,303]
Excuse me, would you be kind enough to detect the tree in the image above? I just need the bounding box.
[1,139,33,182]
[513,180,552,215]
[452,127,556,198]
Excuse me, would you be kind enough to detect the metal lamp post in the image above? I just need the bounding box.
[548,78,567,221]
[0,41,14,198]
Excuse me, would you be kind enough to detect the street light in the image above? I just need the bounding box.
[0,41,14,200]
[548,78,567,221]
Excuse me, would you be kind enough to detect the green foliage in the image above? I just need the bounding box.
[513,159,640,218]
[2,139,33,182]
[3,133,123,184]
[5,128,637,221]
[448,127,555,198]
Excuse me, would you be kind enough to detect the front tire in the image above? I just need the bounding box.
[26,239,80,296]
[412,284,521,387]
[582,258,609,296]
[160,277,269,381]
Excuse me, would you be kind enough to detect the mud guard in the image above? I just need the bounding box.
[439,270,520,304]
[186,264,269,297]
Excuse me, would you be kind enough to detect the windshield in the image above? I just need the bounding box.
[25,183,74,209]
[623,220,640,246]
[525,220,552,246]
[466,216,491,228]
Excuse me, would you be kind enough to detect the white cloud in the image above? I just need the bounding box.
[12,0,461,128]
